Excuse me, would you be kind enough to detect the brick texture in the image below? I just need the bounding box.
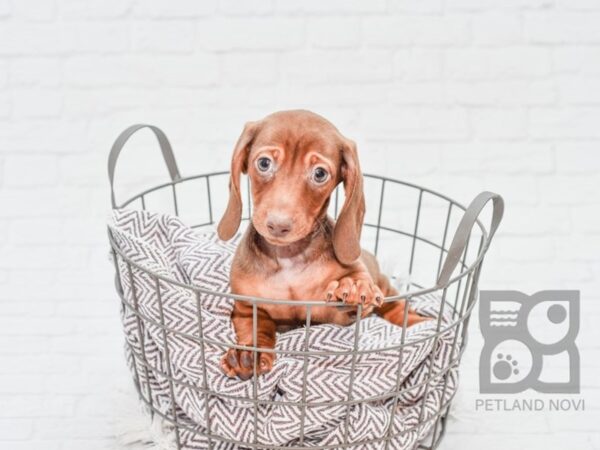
[0,0,599,449]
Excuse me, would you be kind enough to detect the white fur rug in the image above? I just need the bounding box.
[111,385,177,450]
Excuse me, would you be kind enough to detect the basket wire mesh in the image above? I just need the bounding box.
[107,125,503,450]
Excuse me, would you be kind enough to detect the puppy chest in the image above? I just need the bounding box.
[267,263,329,299]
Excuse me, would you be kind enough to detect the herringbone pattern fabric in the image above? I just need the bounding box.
[109,209,459,450]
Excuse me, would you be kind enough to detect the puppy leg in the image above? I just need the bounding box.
[221,302,277,380]
[375,275,430,327]
[376,300,430,327]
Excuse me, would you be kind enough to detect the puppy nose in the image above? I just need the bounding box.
[266,217,292,238]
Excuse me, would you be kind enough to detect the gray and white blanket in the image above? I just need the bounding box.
[109,209,459,450]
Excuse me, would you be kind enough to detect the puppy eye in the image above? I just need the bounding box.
[256,157,272,173]
[311,166,329,184]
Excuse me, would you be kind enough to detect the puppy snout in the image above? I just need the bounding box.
[266,216,292,238]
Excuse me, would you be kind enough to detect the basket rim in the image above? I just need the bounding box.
[109,171,489,306]
[113,268,474,355]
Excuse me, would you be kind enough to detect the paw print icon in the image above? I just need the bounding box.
[493,353,519,380]
[479,290,580,394]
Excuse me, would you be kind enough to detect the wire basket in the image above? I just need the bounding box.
[107,125,503,450]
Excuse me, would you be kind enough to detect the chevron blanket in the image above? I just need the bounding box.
[109,209,459,450]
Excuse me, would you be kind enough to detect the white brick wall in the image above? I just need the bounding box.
[0,0,599,448]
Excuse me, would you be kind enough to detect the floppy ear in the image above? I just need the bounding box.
[333,139,365,265]
[217,121,258,241]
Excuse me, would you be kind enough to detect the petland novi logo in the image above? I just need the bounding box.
[476,290,583,412]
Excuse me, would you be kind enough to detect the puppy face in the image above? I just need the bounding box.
[218,110,365,265]
[247,114,342,245]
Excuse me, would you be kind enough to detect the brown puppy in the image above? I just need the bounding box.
[217,110,427,380]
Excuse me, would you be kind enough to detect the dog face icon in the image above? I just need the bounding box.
[479,290,580,394]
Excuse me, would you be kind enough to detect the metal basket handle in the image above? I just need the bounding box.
[108,124,181,208]
[436,191,504,289]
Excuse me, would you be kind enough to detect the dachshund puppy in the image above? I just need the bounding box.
[217,110,428,380]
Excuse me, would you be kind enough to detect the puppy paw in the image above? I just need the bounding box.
[220,348,274,380]
[325,276,384,308]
